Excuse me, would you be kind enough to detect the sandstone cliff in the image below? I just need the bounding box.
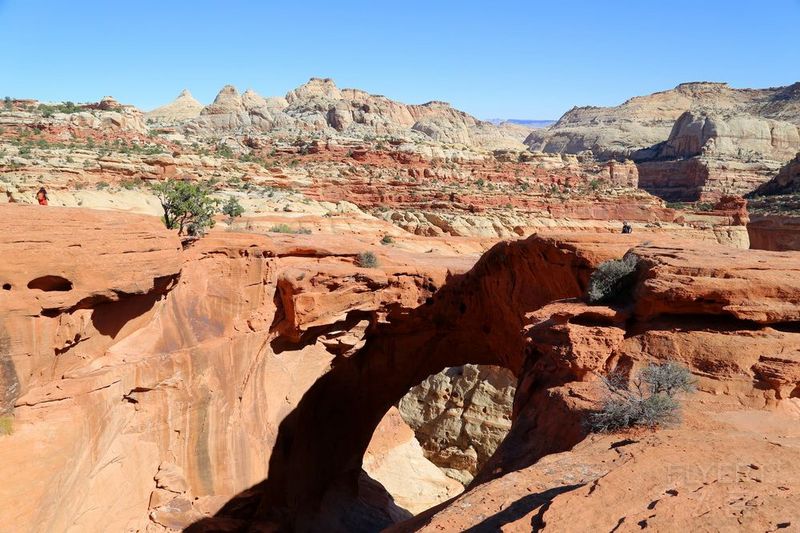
[0,204,476,532]
[526,82,800,200]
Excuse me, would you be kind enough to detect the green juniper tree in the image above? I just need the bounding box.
[151,179,219,236]
[222,196,245,224]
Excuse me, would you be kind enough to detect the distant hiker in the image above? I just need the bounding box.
[36,187,48,206]
[621,221,632,234]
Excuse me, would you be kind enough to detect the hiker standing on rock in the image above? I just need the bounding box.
[622,221,632,234]
[36,187,48,206]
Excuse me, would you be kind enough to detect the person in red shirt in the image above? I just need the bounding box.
[36,187,48,205]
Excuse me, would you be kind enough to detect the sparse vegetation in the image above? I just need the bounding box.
[586,254,639,305]
[95,181,110,190]
[222,196,245,223]
[269,224,311,234]
[38,101,81,117]
[3,96,12,111]
[0,415,12,436]
[587,362,695,433]
[120,177,144,190]
[217,144,234,159]
[356,251,379,268]
[151,179,219,236]
[380,235,394,245]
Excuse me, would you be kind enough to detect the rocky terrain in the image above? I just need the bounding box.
[1,88,756,246]
[2,201,798,532]
[149,78,530,152]
[526,82,800,200]
[2,80,800,533]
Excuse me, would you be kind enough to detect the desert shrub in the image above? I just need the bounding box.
[356,251,379,268]
[0,416,12,436]
[151,179,219,236]
[3,97,11,110]
[381,235,394,245]
[120,177,143,190]
[587,362,695,433]
[639,362,696,396]
[95,181,109,190]
[269,224,293,233]
[217,144,234,158]
[38,102,80,117]
[268,224,311,235]
[586,253,639,305]
[222,196,245,223]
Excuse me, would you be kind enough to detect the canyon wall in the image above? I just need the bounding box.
[0,204,471,532]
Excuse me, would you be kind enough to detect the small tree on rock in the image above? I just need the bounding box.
[151,179,219,236]
[222,196,244,224]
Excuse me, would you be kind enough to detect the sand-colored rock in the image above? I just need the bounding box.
[527,82,800,160]
[527,82,800,199]
[186,78,528,150]
[397,364,516,485]
[146,89,204,121]
[363,407,463,514]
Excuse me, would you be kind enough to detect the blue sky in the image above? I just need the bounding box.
[1,0,798,119]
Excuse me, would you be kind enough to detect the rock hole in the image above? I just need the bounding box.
[777,523,791,529]
[2,283,10,291]
[665,489,678,496]
[363,364,516,516]
[27,275,73,292]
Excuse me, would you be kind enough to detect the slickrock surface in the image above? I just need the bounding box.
[2,202,799,532]
[0,205,478,532]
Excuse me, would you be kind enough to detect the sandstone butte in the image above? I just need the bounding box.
[0,203,799,533]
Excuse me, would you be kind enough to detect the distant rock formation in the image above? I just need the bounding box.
[145,89,204,121]
[155,78,528,150]
[526,82,800,200]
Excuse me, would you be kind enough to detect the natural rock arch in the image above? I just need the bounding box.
[193,235,631,530]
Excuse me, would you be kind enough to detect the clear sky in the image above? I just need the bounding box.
[1,0,798,119]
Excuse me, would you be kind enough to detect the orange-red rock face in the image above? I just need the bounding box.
[749,214,800,251]
[3,203,800,533]
[403,241,800,532]
[0,205,467,532]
